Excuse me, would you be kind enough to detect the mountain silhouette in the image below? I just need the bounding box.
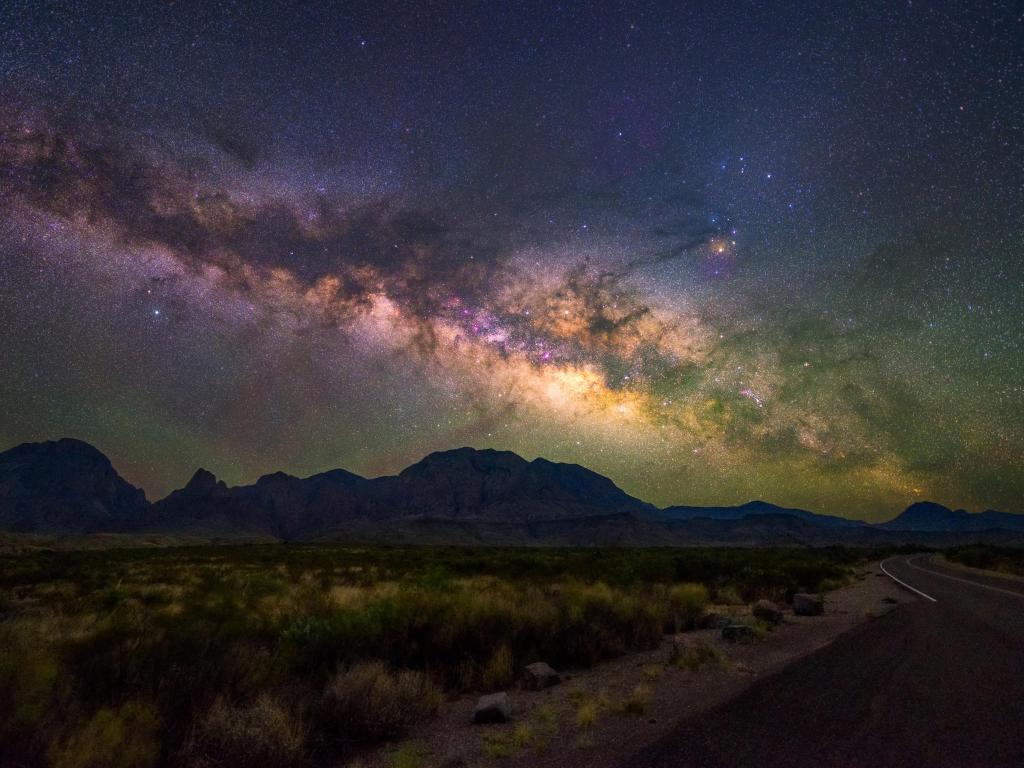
[0,438,147,533]
[880,501,1024,532]
[1,437,1022,545]
[660,500,869,529]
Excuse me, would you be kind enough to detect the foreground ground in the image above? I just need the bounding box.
[9,543,1017,767]
[0,543,868,767]
[371,560,907,768]
[628,554,1024,768]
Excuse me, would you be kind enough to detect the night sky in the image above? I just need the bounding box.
[1,1,1021,520]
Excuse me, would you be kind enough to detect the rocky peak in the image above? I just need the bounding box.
[0,438,148,533]
[182,468,227,495]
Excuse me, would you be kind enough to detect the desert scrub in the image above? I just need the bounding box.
[387,740,429,768]
[481,645,515,691]
[186,695,306,768]
[573,688,611,731]
[281,578,670,684]
[0,542,869,765]
[49,700,160,768]
[672,639,729,672]
[322,662,441,743]
[620,684,650,715]
[665,582,709,631]
[642,663,664,681]
[712,585,745,605]
[482,731,515,759]
[575,698,601,729]
[947,545,1024,576]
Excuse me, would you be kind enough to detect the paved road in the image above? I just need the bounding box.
[625,555,1024,768]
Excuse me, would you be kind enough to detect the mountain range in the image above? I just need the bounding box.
[1,437,1022,547]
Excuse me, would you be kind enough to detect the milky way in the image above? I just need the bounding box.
[0,2,1021,519]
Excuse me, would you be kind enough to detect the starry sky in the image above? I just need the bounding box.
[1,1,1021,521]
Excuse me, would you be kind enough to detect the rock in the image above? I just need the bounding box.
[793,592,824,616]
[752,599,783,624]
[522,661,560,690]
[722,623,757,643]
[473,692,511,724]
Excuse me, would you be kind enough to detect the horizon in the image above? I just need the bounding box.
[4,434,1018,523]
[2,2,1021,523]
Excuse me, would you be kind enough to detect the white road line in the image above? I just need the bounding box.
[905,554,1024,600]
[880,557,938,602]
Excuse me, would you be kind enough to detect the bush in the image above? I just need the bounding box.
[0,542,867,763]
[947,545,1024,576]
[672,639,728,671]
[322,662,441,743]
[186,695,306,768]
[481,645,514,691]
[620,684,649,715]
[49,700,160,768]
[666,583,709,631]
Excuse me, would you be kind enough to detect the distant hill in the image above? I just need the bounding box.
[660,500,869,529]
[1,437,1022,546]
[879,501,1024,533]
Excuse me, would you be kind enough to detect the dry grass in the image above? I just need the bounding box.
[186,695,306,768]
[387,740,429,768]
[641,663,664,681]
[672,639,730,672]
[481,645,515,691]
[0,543,862,765]
[49,700,160,768]
[620,684,650,715]
[322,662,441,743]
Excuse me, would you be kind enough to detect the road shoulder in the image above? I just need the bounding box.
[361,562,911,768]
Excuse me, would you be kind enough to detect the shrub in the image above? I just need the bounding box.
[575,698,600,729]
[49,700,160,768]
[672,639,728,671]
[713,585,744,605]
[186,695,306,768]
[512,723,534,748]
[388,740,429,768]
[482,732,514,758]
[0,542,867,763]
[481,645,514,691]
[322,662,440,743]
[641,663,663,681]
[666,583,709,631]
[620,684,649,715]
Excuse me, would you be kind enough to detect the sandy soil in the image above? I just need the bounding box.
[357,562,909,768]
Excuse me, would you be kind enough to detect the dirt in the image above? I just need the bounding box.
[356,562,908,768]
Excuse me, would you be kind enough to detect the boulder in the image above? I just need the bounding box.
[473,692,511,724]
[522,661,560,690]
[752,599,783,624]
[793,592,824,616]
[722,623,757,643]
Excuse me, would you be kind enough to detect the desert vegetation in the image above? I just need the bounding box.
[0,543,866,766]
[945,544,1024,576]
